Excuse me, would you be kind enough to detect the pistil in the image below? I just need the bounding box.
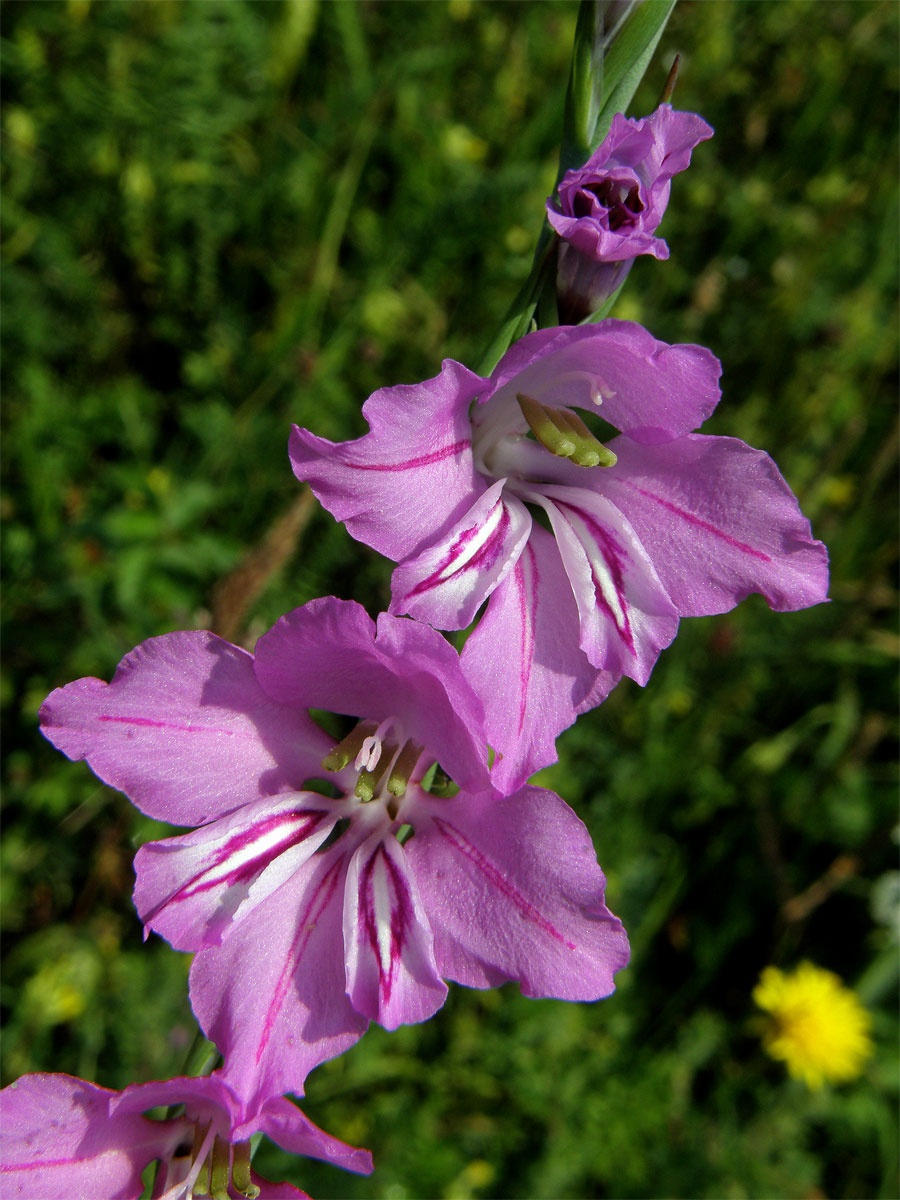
[355,716,402,772]
[355,743,397,802]
[190,1123,212,1196]
[166,1125,259,1200]
[516,393,617,468]
[321,721,378,773]
[321,719,429,811]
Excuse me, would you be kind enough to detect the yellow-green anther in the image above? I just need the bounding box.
[321,721,377,773]
[232,1140,260,1199]
[387,740,424,797]
[517,393,577,458]
[192,1124,212,1196]
[355,771,376,803]
[555,408,618,467]
[209,1135,231,1200]
[517,394,616,468]
[355,744,396,801]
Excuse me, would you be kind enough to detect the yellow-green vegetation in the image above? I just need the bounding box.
[2,2,897,1197]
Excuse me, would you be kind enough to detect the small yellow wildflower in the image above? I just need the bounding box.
[753,961,873,1090]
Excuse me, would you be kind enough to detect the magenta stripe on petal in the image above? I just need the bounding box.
[255,858,344,1066]
[406,498,510,600]
[338,440,470,473]
[624,481,772,561]
[142,811,331,925]
[1,1158,88,1174]
[513,543,539,738]
[358,843,413,1007]
[432,816,575,948]
[559,503,635,653]
[97,714,243,735]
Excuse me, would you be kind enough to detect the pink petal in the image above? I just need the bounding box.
[390,482,531,629]
[483,322,722,444]
[134,795,337,951]
[290,358,487,563]
[114,1073,235,1124]
[538,486,679,685]
[643,105,715,184]
[407,788,629,1000]
[251,1175,311,1199]
[0,1074,177,1200]
[344,833,447,1030]
[461,525,615,791]
[601,435,830,615]
[189,847,368,1108]
[114,1073,373,1182]
[256,1097,373,1177]
[39,632,331,827]
[253,598,492,795]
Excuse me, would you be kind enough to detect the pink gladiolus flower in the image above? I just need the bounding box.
[547,106,713,319]
[290,323,829,792]
[0,1070,372,1199]
[40,598,629,1106]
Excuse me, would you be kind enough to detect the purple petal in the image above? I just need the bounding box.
[39,632,331,827]
[344,832,447,1030]
[547,200,669,264]
[251,1176,311,1199]
[538,486,679,685]
[290,359,487,563]
[643,105,715,184]
[257,1097,374,1177]
[190,846,368,1108]
[461,525,615,791]
[116,1075,373,1183]
[483,322,722,444]
[407,788,629,1000]
[253,598,492,795]
[0,1074,177,1200]
[601,434,830,615]
[113,1072,236,1125]
[134,795,337,951]
[390,483,531,629]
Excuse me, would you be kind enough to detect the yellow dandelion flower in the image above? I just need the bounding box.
[753,961,873,1090]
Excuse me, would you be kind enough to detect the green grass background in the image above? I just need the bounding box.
[1,1,897,1196]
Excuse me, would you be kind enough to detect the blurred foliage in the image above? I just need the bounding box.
[1,0,897,1197]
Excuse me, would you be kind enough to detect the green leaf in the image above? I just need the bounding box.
[559,0,604,175]
[593,0,676,147]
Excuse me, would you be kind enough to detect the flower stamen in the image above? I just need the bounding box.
[231,1140,260,1199]
[321,717,427,809]
[516,393,617,468]
[208,1134,230,1200]
[387,740,425,798]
